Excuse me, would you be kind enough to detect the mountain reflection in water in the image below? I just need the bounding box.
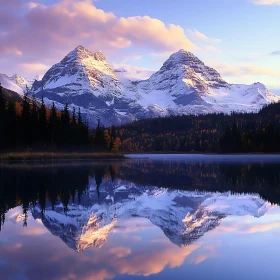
[1,157,280,279]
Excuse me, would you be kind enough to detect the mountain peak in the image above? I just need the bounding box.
[11,74,21,79]
[174,49,196,57]
[9,74,29,89]
[67,46,107,62]
[92,50,107,61]
[164,49,203,68]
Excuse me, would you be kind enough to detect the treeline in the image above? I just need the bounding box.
[0,84,124,152]
[113,102,280,153]
[2,81,280,153]
[0,84,89,150]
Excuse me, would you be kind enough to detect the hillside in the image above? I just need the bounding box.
[115,102,280,153]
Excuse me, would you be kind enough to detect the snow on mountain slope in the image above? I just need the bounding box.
[0,73,39,95]
[0,73,24,95]
[31,179,273,252]
[9,74,36,90]
[31,45,139,126]
[32,45,123,99]
[202,83,280,113]
[27,45,280,126]
[125,50,280,115]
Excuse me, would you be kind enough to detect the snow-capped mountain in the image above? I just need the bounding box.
[25,45,280,126]
[31,45,137,126]
[124,50,280,115]
[32,46,123,100]
[10,74,37,90]
[31,179,272,252]
[0,73,38,95]
[0,73,25,95]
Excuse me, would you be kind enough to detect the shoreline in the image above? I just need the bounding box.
[124,151,280,155]
[0,152,125,161]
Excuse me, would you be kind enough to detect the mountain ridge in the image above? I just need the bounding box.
[2,45,280,127]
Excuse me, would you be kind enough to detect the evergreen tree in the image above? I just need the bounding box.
[78,108,82,125]
[31,98,38,145]
[0,83,6,148]
[61,103,70,145]
[62,103,70,127]
[0,82,5,115]
[38,97,47,143]
[6,101,17,148]
[94,119,105,146]
[21,91,31,146]
[49,102,58,147]
[72,107,76,124]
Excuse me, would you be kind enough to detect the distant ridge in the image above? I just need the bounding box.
[3,45,280,127]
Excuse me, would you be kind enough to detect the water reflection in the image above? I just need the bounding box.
[1,157,280,279]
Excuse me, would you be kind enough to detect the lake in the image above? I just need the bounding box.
[1,154,280,280]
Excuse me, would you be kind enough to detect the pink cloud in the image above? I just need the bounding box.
[18,63,49,74]
[211,62,280,78]
[0,0,197,77]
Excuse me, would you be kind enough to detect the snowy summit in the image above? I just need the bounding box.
[2,45,280,127]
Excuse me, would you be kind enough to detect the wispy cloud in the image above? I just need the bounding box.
[186,29,221,44]
[269,51,280,56]
[250,0,280,5]
[213,62,280,79]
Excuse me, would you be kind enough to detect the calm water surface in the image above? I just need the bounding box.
[1,154,280,280]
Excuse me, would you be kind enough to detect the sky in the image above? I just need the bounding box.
[1,0,280,92]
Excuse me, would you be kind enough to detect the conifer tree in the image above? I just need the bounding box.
[31,98,38,145]
[21,91,31,146]
[0,83,7,148]
[38,97,47,143]
[72,107,76,124]
[78,108,82,125]
[62,103,70,126]
[6,101,17,148]
[49,102,58,147]
[0,82,5,115]
[94,119,105,146]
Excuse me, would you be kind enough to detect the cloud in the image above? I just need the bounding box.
[0,0,198,77]
[241,221,280,233]
[269,51,280,56]
[18,63,50,75]
[0,216,211,280]
[108,247,131,258]
[113,63,156,81]
[250,0,280,5]
[213,62,280,78]
[187,29,221,44]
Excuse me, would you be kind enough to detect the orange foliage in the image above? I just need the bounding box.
[15,102,22,115]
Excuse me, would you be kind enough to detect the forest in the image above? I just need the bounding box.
[1,82,280,153]
[115,102,280,153]
[0,84,90,150]
[0,84,124,152]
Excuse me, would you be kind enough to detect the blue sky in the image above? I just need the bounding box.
[1,0,280,91]
[96,0,280,90]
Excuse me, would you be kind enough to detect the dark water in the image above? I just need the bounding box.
[1,154,280,280]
